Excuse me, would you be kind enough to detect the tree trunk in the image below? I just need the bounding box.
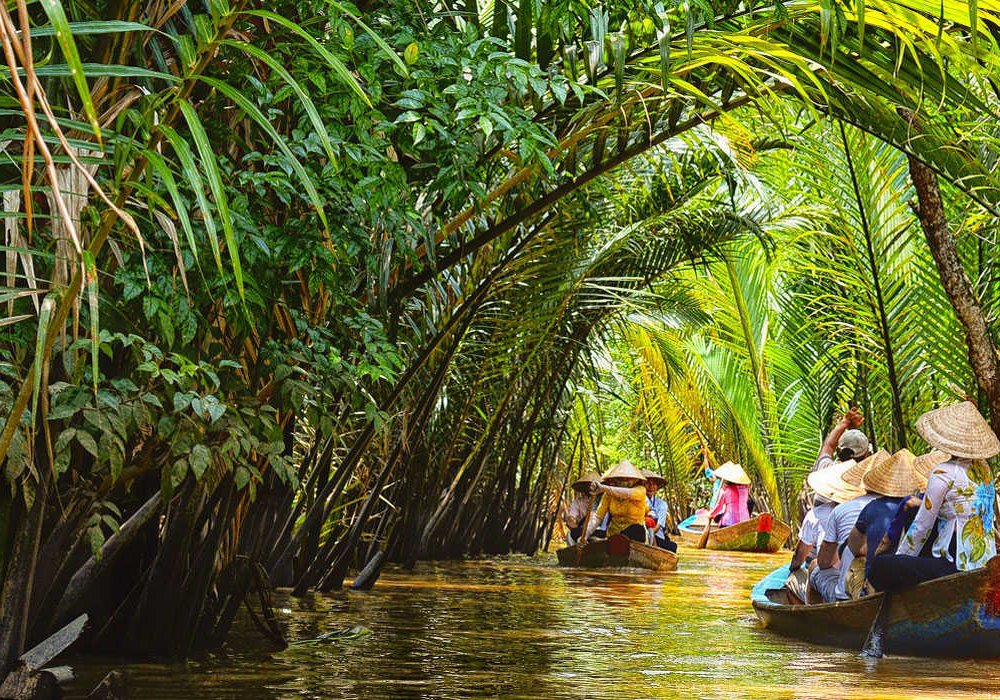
[908,154,1000,433]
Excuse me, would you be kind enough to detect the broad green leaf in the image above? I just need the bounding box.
[190,444,211,480]
[76,430,99,458]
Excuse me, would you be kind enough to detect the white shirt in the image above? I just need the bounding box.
[823,494,876,599]
[798,501,835,555]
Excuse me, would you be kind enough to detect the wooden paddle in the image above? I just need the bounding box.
[575,491,597,565]
[860,593,891,658]
[696,514,716,549]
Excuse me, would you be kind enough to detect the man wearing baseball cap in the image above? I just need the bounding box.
[813,406,872,474]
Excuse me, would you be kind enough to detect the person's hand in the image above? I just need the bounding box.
[904,495,921,509]
[843,406,864,428]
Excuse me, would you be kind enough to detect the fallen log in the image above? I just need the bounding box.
[0,668,60,700]
[20,616,87,673]
[0,615,87,700]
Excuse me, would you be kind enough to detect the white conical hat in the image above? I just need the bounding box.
[807,460,865,503]
[916,401,1000,460]
[601,460,646,483]
[713,461,750,486]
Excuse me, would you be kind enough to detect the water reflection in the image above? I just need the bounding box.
[65,549,1000,699]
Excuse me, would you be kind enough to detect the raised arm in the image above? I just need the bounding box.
[818,407,863,462]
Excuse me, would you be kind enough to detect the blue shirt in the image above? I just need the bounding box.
[884,492,941,558]
[647,495,668,530]
[855,496,903,580]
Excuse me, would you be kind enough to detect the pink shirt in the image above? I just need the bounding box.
[708,483,750,527]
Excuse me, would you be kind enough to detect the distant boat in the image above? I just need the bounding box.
[751,558,1000,658]
[556,534,678,572]
[676,513,790,553]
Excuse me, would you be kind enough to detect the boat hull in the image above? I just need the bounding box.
[751,557,1000,657]
[677,514,791,553]
[556,536,678,572]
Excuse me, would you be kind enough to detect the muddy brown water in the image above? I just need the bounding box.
[64,547,1000,699]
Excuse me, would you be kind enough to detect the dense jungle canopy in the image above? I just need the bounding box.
[3,0,1000,674]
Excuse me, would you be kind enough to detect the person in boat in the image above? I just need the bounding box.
[643,470,678,552]
[872,450,948,558]
[705,462,751,527]
[813,406,871,474]
[810,451,888,602]
[869,402,1000,592]
[844,448,922,596]
[797,407,870,530]
[583,460,649,543]
[564,470,601,545]
[785,460,864,601]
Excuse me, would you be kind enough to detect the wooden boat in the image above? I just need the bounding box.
[751,558,1000,657]
[556,534,678,572]
[676,513,790,553]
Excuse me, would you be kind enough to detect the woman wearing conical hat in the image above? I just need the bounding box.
[705,462,751,528]
[564,470,601,545]
[872,450,950,559]
[583,460,649,543]
[869,402,1000,593]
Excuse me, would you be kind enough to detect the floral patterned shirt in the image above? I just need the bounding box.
[897,458,996,571]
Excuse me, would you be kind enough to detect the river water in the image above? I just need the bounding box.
[65,547,1000,699]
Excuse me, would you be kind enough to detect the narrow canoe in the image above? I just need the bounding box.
[556,535,678,572]
[751,557,1000,658]
[677,513,791,553]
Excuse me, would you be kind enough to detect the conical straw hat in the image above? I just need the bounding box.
[913,450,949,489]
[807,460,865,503]
[601,460,646,483]
[915,401,1000,459]
[713,461,750,486]
[572,470,601,490]
[843,449,890,487]
[641,469,667,488]
[862,448,921,497]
